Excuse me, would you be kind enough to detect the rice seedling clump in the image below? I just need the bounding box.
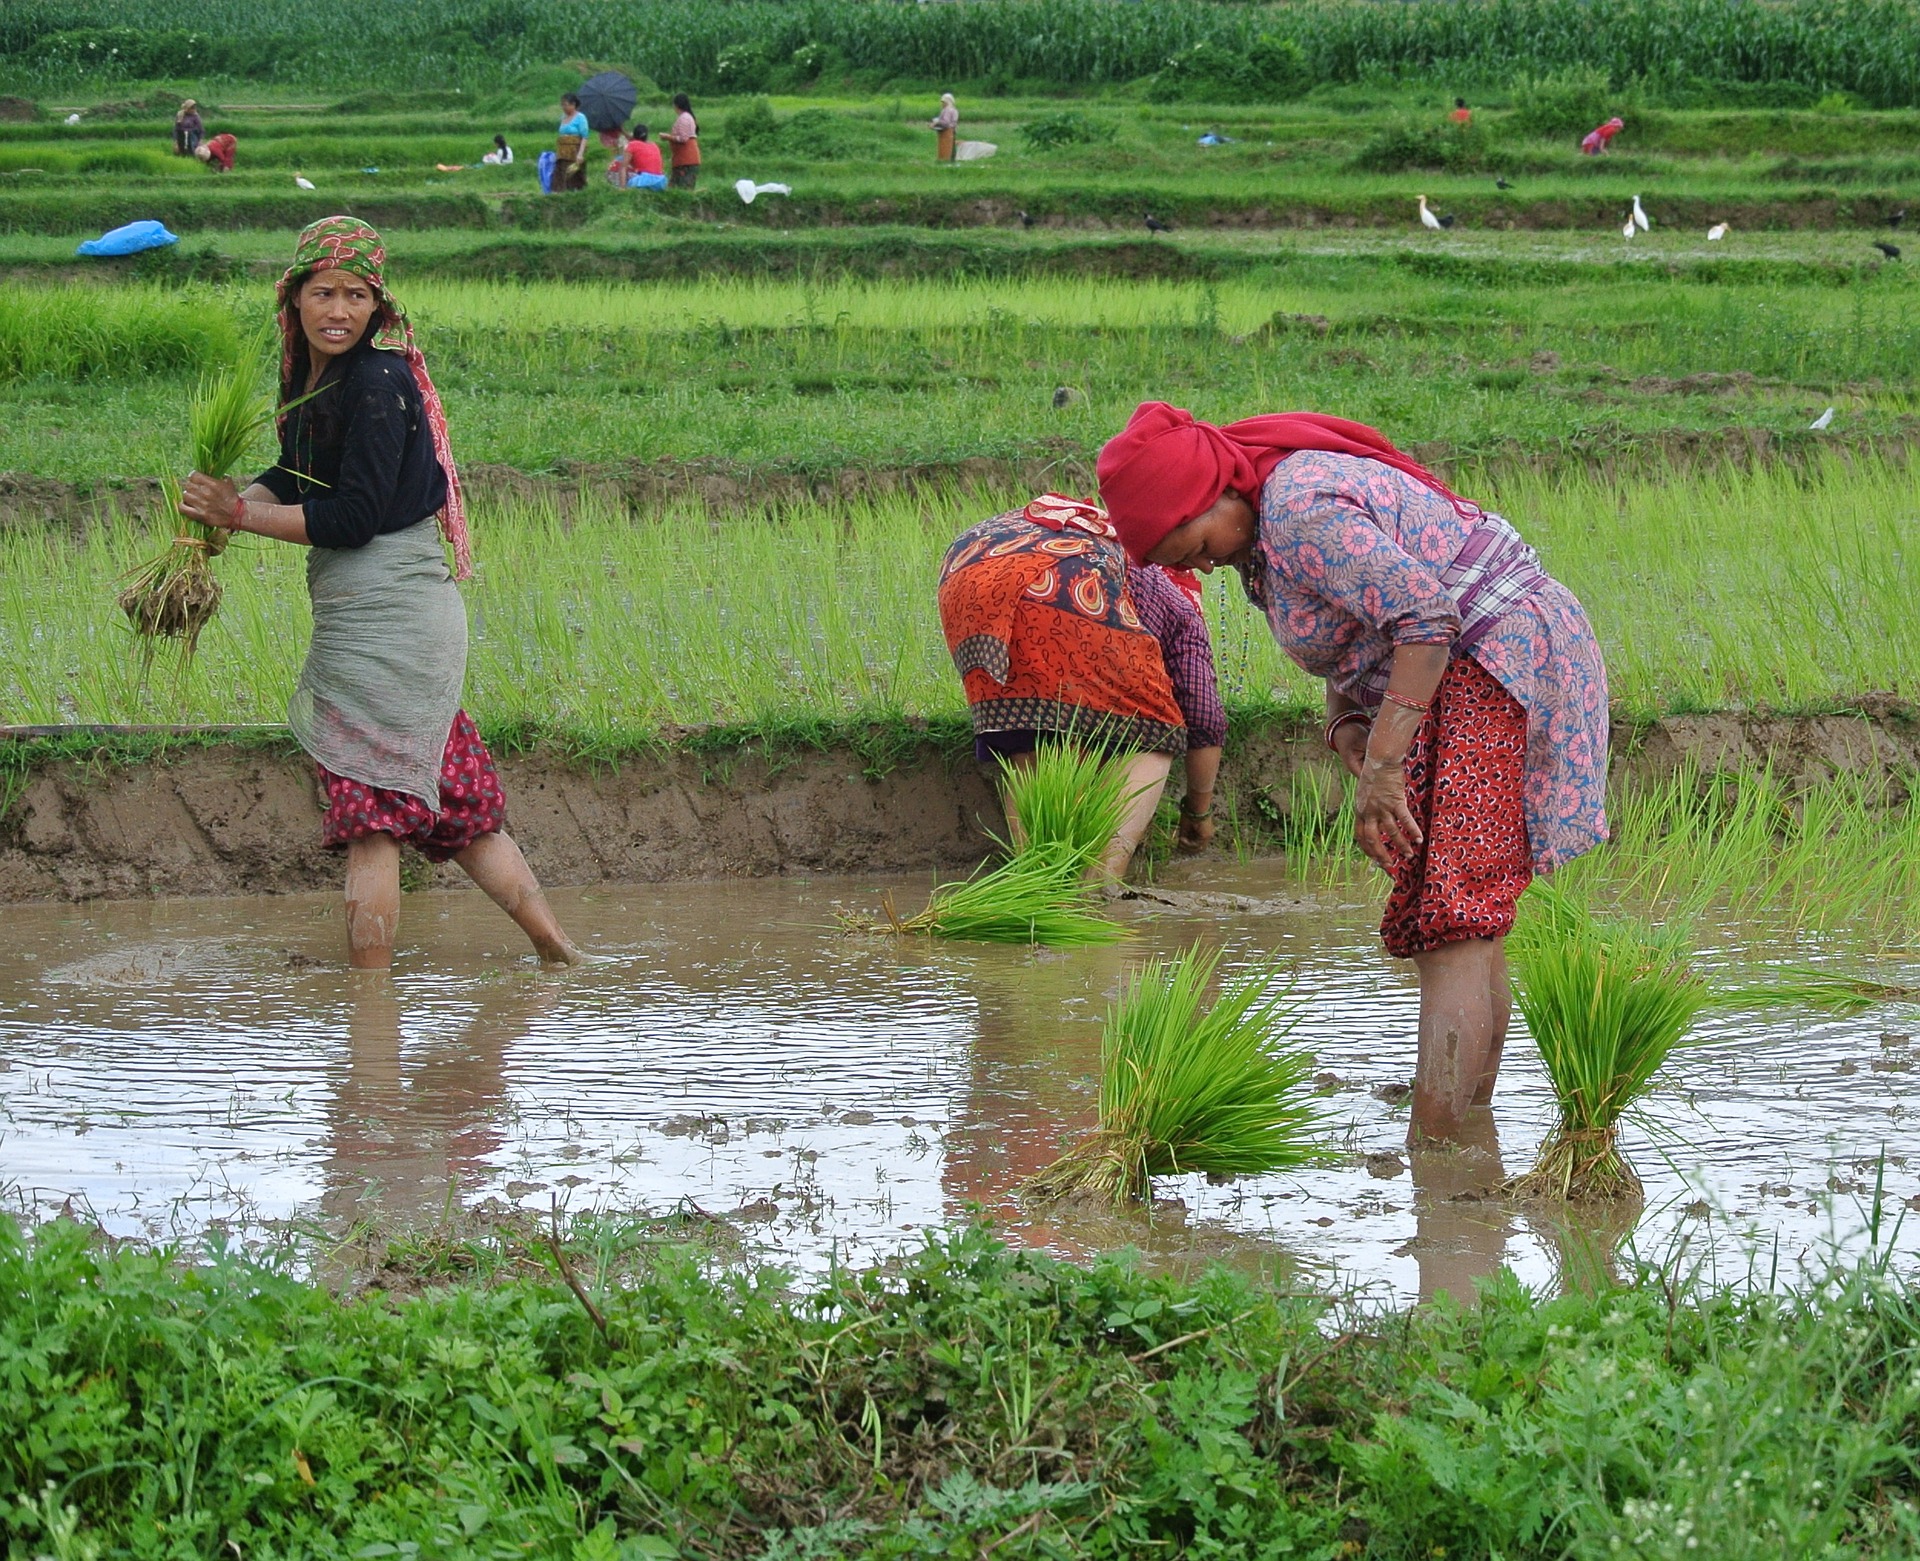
[864,743,1134,945]
[1025,943,1322,1205]
[1508,883,1708,1203]
[118,359,277,662]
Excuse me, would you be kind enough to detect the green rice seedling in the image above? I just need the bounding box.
[880,843,1127,946]
[118,357,281,661]
[1024,944,1321,1205]
[1509,882,1709,1202]
[870,746,1139,945]
[996,741,1132,877]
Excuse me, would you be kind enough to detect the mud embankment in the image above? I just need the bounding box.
[2,705,1915,904]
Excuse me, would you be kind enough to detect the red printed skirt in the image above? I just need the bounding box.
[318,709,506,862]
[1379,657,1532,959]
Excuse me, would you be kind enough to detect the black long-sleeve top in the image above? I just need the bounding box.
[254,343,448,550]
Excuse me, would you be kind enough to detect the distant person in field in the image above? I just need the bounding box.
[173,99,202,156]
[1097,401,1609,1145]
[176,215,581,971]
[624,123,667,190]
[666,94,700,188]
[1449,97,1472,126]
[194,131,237,173]
[481,133,513,165]
[555,92,589,191]
[930,92,959,161]
[1581,116,1625,155]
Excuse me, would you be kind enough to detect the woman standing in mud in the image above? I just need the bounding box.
[1096,402,1608,1142]
[937,492,1224,883]
[178,216,580,971]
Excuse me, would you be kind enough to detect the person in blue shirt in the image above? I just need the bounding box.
[555,92,589,191]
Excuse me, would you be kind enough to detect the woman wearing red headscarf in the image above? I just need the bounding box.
[1097,402,1608,1142]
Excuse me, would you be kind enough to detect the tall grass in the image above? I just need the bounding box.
[1024,944,1322,1205]
[0,286,240,383]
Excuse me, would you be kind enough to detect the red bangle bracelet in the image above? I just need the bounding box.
[229,496,248,532]
[1380,689,1430,713]
[1324,709,1371,752]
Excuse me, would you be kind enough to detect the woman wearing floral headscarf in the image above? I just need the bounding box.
[1097,402,1608,1143]
[179,216,580,971]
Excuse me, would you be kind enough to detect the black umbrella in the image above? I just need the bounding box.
[578,71,638,134]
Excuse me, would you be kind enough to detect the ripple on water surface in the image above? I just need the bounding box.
[2,864,1915,1304]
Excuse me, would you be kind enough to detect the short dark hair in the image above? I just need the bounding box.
[1454,97,1467,108]
[673,93,691,112]
[562,92,581,109]
[632,122,650,139]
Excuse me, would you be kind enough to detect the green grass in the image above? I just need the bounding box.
[7,1212,1920,1557]
[4,458,1917,748]
[1024,944,1322,1204]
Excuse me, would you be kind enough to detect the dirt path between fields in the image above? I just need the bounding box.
[2,703,1913,903]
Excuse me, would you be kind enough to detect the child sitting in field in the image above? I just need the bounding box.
[481,134,513,165]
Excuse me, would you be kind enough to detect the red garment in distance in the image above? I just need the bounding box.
[626,138,664,176]
[203,132,236,171]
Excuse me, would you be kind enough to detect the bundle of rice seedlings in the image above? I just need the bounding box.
[119,359,276,660]
[1023,944,1322,1205]
[1508,882,1708,1202]
[858,744,1137,945]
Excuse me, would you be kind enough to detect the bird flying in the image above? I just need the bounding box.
[1707,222,1729,241]
[1809,407,1836,430]
[1144,213,1171,234]
[1874,240,1902,259]
[294,175,315,190]
[1631,194,1650,232]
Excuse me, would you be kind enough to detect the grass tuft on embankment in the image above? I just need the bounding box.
[4,1213,1920,1557]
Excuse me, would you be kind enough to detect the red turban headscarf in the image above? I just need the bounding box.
[1095,401,1476,562]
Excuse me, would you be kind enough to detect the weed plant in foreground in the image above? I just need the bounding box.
[1507,883,1709,1202]
[1024,944,1321,1205]
[6,1213,1920,1557]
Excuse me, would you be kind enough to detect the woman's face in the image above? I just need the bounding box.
[297,268,378,364]
[1144,490,1258,573]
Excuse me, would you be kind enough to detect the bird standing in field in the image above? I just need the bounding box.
[1707,222,1728,241]
[1017,209,1033,229]
[1874,240,1902,259]
[1495,177,1514,191]
[1416,195,1453,230]
[1144,213,1171,235]
[1631,194,1650,232]
[294,174,316,190]
[1809,407,1836,430]
[1889,208,1907,228]
[1622,214,1637,240]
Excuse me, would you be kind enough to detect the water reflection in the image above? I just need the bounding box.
[0,871,1913,1302]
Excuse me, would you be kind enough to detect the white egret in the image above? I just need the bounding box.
[1418,195,1443,231]
[1707,222,1728,241]
[1631,195,1650,231]
[1809,407,1836,430]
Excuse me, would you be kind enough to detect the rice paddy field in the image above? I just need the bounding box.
[8,9,1920,1555]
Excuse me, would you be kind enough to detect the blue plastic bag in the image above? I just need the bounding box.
[537,150,556,194]
[76,220,178,258]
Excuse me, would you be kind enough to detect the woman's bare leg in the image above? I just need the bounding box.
[1472,940,1510,1106]
[1096,751,1174,883]
[1408,936,1505,1142]
[453,831,581,965]
[345,834,402,970]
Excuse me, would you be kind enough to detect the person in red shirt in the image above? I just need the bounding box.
[1449,97,1472,125]
[624,123,667,190]
[194,132,237,172]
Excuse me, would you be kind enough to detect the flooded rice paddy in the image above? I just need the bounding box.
[2,863,1916,1305]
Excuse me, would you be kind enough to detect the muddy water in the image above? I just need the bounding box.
[2,865,1915,1304]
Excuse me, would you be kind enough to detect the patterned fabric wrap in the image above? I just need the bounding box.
[1379,658,1532,958]
[319,709,506,862]
[276,216,472,579]
[938,497,1187,756]
[1240,449,1609,873]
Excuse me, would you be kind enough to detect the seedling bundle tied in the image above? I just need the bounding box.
[119,358,281,662]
